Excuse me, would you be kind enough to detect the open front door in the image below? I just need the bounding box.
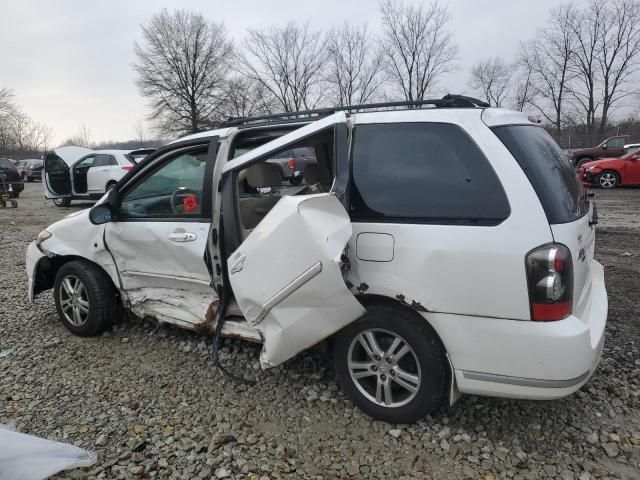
[222,113,365,368]
[43,146,93,199]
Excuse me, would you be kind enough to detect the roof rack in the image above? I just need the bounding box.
[218,94,490,128]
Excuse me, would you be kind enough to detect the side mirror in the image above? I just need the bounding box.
[602,144,608,150]
[89,184,119,225]
[89,203,113,225]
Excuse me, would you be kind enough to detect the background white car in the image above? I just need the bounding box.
[43,147,154,207]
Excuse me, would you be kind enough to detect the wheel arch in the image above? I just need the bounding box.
[354,293,457,404]
[33,254,118,298]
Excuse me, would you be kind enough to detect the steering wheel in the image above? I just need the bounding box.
[170,187,198,215]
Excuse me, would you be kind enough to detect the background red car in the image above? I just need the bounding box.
[579,148,640,188]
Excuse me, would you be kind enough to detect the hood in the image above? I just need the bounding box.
[52,146,94,167]
[581,157,618,169]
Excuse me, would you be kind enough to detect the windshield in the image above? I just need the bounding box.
[493,125,589,224]
[622,147,640,159]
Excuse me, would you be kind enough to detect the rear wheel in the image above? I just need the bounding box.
[54,261,119,336]
[597,171,619,189]
[289,176,303,186]
[333,304,449,423]
[577,157,593,168]
[26,176,33,182]
[53,197,71,207]
[105,181,117,193]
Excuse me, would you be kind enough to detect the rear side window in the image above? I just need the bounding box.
[350,123,510,224]
[492,126,588,224]
[93,154,117,167]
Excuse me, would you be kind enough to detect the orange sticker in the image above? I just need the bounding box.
[183,194,197,212]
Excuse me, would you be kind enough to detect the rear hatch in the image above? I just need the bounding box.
[492,125,594,319]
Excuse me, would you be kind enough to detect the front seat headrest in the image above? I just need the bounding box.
[247,162,282,188]
[303,163,331,186]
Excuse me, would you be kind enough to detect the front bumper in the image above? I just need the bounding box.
[26,241,46,302]
[428,260,607,400]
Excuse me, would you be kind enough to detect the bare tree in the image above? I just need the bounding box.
[133,119,147,146]
[379,0,457,102]
[469,57,511,107]
[63,124,92,148]
[238,22,328,112]
[218,76,277,120]
[596,0,640,134]
[325,23,384,106]
[513,64,535,112]
[133,9,233,135]
[520,3,577,135]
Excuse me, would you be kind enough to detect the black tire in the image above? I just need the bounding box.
[53,197,71,207]
[597,170,620,189]
[333,304,449,423]
[54,260,119,336]
[105,181,117,193]
[26,176,34,182]
[289,175,303,186]
[577,157,593,168]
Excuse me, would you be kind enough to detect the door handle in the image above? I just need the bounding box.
[168,232,197,242]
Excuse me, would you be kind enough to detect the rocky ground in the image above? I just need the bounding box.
[0,183,639,480]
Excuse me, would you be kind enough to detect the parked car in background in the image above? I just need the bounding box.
[127,148,156,164]
[27,96,606,423]
[266,147,317,185]
[571,136,627,167]
[579,147,640,188]
[624,143,640,154]
[43,148,141,207]
[22,159,44,182]
[0,157,24,198]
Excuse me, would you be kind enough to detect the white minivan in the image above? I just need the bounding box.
[27,96,607,423]
[44,147,155,207]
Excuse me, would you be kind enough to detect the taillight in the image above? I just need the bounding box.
[121,165,133,171]
[525,244,573,321]
[288,159,296,170]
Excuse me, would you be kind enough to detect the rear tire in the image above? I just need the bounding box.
[26,176,33,182]
[54,260,119,336]
[597,171,619,189]
[333,304,449,423]
[53,198,71,207]
[105,181,117,193]
[289,176,303,186]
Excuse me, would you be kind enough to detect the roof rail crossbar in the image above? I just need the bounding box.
[218,94,490,128]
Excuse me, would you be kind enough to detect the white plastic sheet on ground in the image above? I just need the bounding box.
[0,425,96,480]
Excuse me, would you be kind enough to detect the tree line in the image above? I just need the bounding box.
[0,88,53,159]
[470,0,640,147]
[134,0,459,136]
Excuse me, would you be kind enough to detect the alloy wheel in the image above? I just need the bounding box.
[347,328,421,408]
[599,172,617,188]
[58,275,90,327]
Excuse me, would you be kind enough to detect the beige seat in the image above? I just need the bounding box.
[239,163,282,231]
[303,163,332,192]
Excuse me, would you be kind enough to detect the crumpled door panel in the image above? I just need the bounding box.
[228,194,366,368]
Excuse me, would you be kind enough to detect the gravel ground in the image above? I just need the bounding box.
[1,183,639,480]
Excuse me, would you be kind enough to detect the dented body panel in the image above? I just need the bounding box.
[227,194,366,368]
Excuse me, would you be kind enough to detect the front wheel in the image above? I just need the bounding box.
[333,304,449,423]
[597,171,619,189]
[54,261,119,336]
[577,157,593,168]
[52,197,71,207]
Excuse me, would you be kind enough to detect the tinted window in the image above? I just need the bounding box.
[120,150,208,219]
[93,154,117,167]
[0,159,15,170]
[607,137,625,148]
[493,125,588,224]
[350,123,510,224]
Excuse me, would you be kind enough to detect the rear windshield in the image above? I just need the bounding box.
[492,125,588,224]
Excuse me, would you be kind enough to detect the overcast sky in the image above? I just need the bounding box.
[0,0,589,144]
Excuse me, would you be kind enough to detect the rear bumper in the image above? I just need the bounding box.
[26,171,42,179]
[428,260,607,400]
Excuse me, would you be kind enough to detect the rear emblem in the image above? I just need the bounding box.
[578,248,586,262]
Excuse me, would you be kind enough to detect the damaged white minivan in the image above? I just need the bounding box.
[27,96,607,423]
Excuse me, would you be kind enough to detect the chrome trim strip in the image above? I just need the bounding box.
[462,370,590,388]
[251,261,323,325]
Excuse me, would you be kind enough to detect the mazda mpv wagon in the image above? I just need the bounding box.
[27,95,607,423]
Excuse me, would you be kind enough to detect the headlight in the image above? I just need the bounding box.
[36,230,52,246]
[586,167,594,173]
